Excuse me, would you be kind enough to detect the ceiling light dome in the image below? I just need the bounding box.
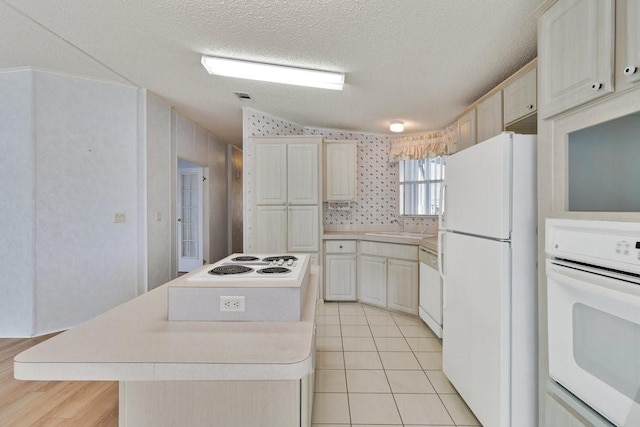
[390,120,404,133]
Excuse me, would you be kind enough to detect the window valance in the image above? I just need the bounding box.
[388,123,458,163]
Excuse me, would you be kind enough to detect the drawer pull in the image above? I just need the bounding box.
[624,66,638,76]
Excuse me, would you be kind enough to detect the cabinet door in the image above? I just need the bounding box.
[456,109,476,152]
[503,67,537,125]
[539,0,614,118]
[255,143,287,205]
[325,254,357,301]
[476,91,503,143]
[358,255,387,307]
[617,0,640,87]
[255,206,287,253]
[387,259,419,315]
[325,142,357,201]
[287,143,318,205]
[288,206,319,252]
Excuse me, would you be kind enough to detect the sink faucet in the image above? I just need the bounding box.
[390,217,405,232]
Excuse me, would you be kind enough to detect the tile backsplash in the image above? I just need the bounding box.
[243,108,438,234]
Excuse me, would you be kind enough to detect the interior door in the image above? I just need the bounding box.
[444,133,511,239]
[178,168,204,272]
[442,231,511,427]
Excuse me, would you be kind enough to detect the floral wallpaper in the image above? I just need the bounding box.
[242,108,438,233]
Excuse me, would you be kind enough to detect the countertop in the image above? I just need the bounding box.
[323,231,439,253]
[14,267,319,382]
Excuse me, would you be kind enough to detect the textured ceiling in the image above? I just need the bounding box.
[0,0,538,147]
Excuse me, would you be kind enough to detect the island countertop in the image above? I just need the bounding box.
[14,266,319,382]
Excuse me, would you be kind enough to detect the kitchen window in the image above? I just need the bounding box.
[399,157,445,216]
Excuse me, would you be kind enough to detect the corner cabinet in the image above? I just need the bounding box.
[359,242,419,315]
[324,240,357,301]
[323,140,357,202]
[246,136,322,258]
[476,91,503,143]
[539,0,615,118]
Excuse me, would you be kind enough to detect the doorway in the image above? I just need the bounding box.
[177,160,205,273]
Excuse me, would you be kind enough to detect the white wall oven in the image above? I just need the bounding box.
[546,219,640,426]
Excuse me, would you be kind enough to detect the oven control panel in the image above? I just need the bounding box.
[546,219,640,273]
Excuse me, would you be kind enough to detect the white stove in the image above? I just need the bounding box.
[168,253,311,322]
[188,254,307,284]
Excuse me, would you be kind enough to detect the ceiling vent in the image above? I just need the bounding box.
[233,91,252,101]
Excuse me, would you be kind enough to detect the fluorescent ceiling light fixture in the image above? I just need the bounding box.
[390,120,405,132]
[201,55,345,90]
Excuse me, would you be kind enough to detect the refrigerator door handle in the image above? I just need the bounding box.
[438,184,447,230]
[438,231,445,280]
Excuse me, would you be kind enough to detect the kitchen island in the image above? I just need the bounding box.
[14,265,319,427]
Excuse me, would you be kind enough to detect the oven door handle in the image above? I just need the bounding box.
[546,259,640,304]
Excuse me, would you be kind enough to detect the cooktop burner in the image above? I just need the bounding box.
[257,267,291,274]
[231,255,260,262]
[262,255,298,262]
[208,265,254,275]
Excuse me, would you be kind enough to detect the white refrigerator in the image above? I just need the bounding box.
[439,132,538,427]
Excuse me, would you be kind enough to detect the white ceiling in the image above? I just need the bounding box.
[0,0,538,148]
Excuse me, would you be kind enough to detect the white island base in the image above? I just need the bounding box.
[15,267,319,427]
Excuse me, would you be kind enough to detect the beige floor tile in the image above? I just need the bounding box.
[440,393,481,425]
[341,324,373,337]
[316,303,339,315]
[315,369,347,392]
[342,336,377,351]
[316,315,341,325]
[405,336,442,352]
[339,315,369,325]
[343,351,383,369]
[379,351,422,370]
[348,393,401,424]
[316,336,343,352]
[399,324,435,338]
[362,304,391,316]
[394,394,454,425]
[373,337,411,352]
[346,369,390,393]
[316,351,345,369]
[311,392,350,424]
[370,324,403,337]
[425,370,457,393]
[414,351,443,370]
[338,304,365,315]
[385,370,436,394]
[366,315,398,326]
[317,324,342,337]
[391,313,423,326]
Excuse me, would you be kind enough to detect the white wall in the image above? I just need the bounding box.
[0,70,36,336]
[145,91,172,290]
[33,71,139,334]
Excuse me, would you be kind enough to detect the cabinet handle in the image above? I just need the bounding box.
[591,82,603,90]
[339,245,343,249]
[526,104,534,110]
[624,66,638,76]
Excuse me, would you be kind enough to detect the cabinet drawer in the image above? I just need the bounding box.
[361,241,418,260]
[325,240,356,253]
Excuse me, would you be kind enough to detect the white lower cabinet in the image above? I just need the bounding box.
[358,242,419,315]
[325,254,357,300]
[387,259,419,315]
[358,255,388,307]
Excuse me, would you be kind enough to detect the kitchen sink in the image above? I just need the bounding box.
[364,232,433,240]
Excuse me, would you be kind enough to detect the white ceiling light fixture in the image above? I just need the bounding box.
[390,120,405,133]
[201,55,345,90]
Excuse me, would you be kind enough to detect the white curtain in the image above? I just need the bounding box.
[388,123,458,162]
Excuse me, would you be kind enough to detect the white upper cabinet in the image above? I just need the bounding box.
[456,109,477,152]
[616,0,640,89]
[476,91,503,143]
[324,140,357,202]
[504,67,537,125]
[287,143,319,205]
[539,0,615,119]
[255,143,287,205]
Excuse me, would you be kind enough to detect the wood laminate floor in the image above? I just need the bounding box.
[0,334,118,427]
